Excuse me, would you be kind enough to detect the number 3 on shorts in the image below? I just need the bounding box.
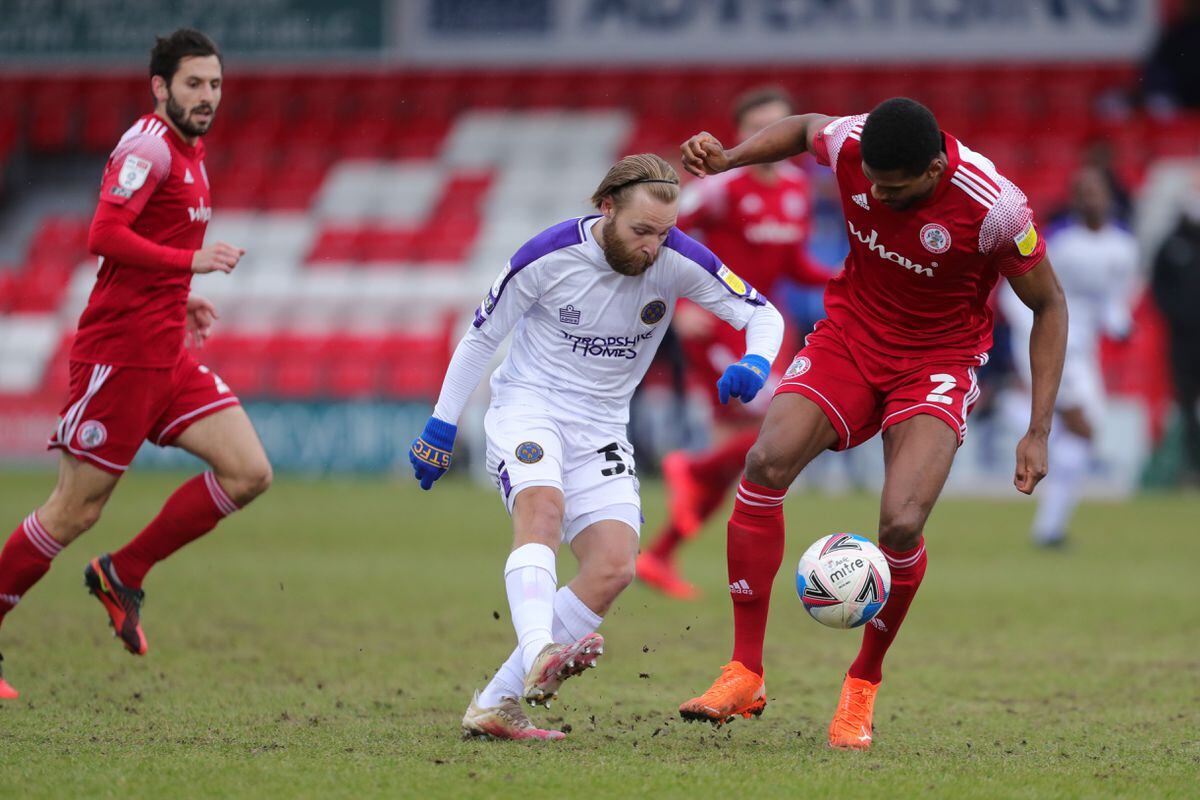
[926,373,957,405]
[597,442,627,477]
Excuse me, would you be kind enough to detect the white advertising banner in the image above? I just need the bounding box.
[395,0,1160,64]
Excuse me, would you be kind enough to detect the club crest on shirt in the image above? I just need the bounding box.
[77,420,107,450]
[516,441,544,464]
[118,155,152,191]
[920,223,952,254]
[785,355,811,378]
[640,299,667,325]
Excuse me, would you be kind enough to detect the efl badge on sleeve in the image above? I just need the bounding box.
[920,223,951,254]
[118,155,152,192]
[717,265,749,296]
[1014,220,1039,257]
[639,300,667,325]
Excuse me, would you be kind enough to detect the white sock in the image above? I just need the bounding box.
[504,543,558,676]
[1032,429,1090,543]
[477,586,603,708]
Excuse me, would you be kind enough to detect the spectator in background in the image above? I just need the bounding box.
[1001,166,1139,546]
[1048,141,1133,226]
[1151,167,1200,484]
[1143,0,1200,113]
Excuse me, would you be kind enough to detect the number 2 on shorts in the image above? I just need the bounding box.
[926,373,957,405]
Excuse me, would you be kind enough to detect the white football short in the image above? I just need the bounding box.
[1056,353,1105,427]
[1013,343,1105,427]
[484,400,642,542]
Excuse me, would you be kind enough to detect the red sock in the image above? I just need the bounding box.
[848,538,928,684]
[727,478,787,676]
[688,429,758,496]
[0,513,64,626]
[110,471,238,589]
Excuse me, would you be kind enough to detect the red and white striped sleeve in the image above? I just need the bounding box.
[810,114,867,171]
[955,145,1046,277]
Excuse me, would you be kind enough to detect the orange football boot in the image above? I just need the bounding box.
[661,452,704,537]
[635,551,699,600]
[0,652,17,699]
[84,554,148,656]
[679,661,766,725]
[828,674,879,750]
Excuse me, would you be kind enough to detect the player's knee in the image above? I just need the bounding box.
[744,443,792,489]
[594,553,636,600]
[42,499,103,543]
[878,507,925,551]
[222,460,272,506]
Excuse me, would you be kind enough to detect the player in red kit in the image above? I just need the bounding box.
[0,29,271,699]
[676,99,1068,749]
[637,88,829,599]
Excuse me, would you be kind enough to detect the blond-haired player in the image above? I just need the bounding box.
[408,154,785,739]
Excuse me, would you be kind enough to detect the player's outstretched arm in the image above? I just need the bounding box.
[408,259,540,490]
[716,302,785,405]
[1007,257,1068,495]
[680,113,835,178]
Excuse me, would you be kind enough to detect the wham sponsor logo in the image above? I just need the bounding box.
[188,196,212,223]
[847,220,938,278]
[560,329,655,359]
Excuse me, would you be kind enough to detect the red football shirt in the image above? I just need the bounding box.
[677,162,825,296]
[812,114,1046,358]
[72,114,211,368]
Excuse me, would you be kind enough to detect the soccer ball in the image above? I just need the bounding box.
[795,534,891,629]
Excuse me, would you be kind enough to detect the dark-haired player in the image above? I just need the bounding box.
[638,86,829,600]
[0,29,271,699]
[676,98,1068,749]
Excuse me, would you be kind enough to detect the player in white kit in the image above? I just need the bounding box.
[408,154,785,740]
[1000,167,1138,547]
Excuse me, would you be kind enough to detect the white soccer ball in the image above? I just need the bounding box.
[795,533,891,629]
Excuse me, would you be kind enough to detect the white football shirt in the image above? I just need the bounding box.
[1001,220,1139,361]
[433,214,783,425]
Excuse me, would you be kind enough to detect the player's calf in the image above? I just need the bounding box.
[214,460,272,508]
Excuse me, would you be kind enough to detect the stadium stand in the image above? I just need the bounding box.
[0,64,1196,421]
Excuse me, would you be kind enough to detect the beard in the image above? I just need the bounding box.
[600,223,655,276]
[166,92,214,137]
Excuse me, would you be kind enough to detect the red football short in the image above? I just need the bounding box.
[774,320,986,451]
[47,349,241,474]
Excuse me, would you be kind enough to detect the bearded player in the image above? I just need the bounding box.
[409,154,783,740]
[0,29,271,699]
[638,86,829,600]
[676,98,1067,749]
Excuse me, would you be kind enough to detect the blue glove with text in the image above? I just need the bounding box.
[716,354,770,405]
[409,417,457,490]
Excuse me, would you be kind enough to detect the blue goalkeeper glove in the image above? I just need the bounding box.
[717,354,770,405]
[409,417,457,490]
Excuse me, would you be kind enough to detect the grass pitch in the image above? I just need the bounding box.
[0,470,1197,798]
